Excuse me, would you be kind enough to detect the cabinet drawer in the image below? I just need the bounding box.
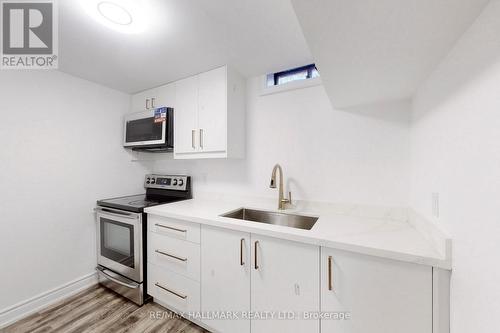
[148,215,200,244]
[148,232,201,281]
[148,263,200,314]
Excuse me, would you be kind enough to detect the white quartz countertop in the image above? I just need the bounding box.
[145,195,451,269]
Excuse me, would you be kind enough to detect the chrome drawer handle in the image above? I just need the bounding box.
[155,223,187,233]
[155,282,187,299]
[155,249,187,262]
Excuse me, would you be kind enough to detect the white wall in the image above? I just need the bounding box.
[410,1,500,332]
[0,71,149,312]
[154,77,411,207]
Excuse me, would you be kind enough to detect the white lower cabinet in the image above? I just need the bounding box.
[201,226,251,333]
[250,235,320,333]
[149,216,436,333]
[320,248,432,333]
[200,226,320,333]
[148,263,200,314]
[147,215,201,316]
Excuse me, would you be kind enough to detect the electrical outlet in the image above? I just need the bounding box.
[432,192,440,218]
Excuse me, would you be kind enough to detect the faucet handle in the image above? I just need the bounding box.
[281,192,292,206]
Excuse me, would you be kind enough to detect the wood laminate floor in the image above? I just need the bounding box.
[2,285,209,333]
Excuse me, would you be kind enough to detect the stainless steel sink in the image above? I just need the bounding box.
[220,208,318,230]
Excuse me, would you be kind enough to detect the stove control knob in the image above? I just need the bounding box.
[151,179,156,184]
[178,179,184,186]
[172,179,178,186]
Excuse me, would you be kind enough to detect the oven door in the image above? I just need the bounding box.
[95,207,143,282]
[123,110,167,148]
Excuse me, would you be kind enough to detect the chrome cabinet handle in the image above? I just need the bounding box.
[154,223,187,233]
[155,282,187,299]
[191,130,196,149]
[328,256,334,292]
[240,238,245,266]
[155,249,187,262]
[254,241,259,270]
[151,97,155,108]
[146,99,150,109]
[200,129,204,149]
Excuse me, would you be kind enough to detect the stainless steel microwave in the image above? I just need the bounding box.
[123,107,174,151]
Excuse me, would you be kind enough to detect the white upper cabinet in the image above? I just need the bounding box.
[174,76,199,154]
[130,65,245,159]
[130,83,175,112]
[131,89,155,112]
[174,65,245,159]
[154,83,176,109]
[321,248,432,333]
[197,67,227,153]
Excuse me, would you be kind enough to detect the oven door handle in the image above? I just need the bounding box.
[96,267,139,289]
[94,207,140,220]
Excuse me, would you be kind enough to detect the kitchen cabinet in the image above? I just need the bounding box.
[149,216,437,333]
[251,235,320,333]
[201,226,251,333]
[200,226,320,333]
[197,66,227,153]
[147,216,201,315]
[130,65,245,159]
[174,65,245,159]
[131,83,175,112]
[320,248,432,333]
[174,75,200,154]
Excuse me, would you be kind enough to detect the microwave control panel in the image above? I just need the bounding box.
[145,174,188,191]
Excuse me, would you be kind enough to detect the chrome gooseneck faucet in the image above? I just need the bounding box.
[270,164,292,210]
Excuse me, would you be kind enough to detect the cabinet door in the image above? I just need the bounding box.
[201,226,251,333]
[154,82,176,108]
[198,66,227,153]
[131,89,154,112]
[251,235,320,333]
[175,76,199,154]
[321,248,432,333]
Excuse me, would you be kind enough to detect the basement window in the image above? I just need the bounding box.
[266,64,319,87]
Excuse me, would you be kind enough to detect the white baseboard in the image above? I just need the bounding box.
[0,272,98,329]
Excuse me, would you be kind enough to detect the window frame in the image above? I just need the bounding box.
[261,64,322,96]
[272,64,317,86]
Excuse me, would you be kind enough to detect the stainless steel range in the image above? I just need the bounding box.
[95,174,191,305]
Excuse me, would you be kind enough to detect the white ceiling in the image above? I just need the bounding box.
[291,0,489,108]
[59,0,312,94]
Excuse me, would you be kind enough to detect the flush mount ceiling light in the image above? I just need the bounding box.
[97,1,133,26]
[82,0,149,34]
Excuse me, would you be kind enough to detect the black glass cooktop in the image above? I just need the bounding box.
[97,194,178,213]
